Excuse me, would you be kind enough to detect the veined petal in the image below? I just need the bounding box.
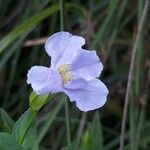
[63,79,109,111]
[27,66,62,95]
[45,31,85,66]
[71,49,103,80]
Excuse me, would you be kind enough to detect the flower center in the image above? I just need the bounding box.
[58,64,73,84]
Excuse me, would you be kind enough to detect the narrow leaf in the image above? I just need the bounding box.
[91,112,103,150]
[0,108,14,133]
[12,109,37,145]
[0,132,23,150]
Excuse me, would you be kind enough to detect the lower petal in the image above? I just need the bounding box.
[27,66,62,95]
[63,79,109,111]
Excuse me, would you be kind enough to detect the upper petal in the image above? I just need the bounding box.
[70,49,103,80]
[63,79,109,111]
[45,31,85,66]
[27,66,62,95]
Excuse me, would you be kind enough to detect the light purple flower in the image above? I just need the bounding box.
[27,32,109,111]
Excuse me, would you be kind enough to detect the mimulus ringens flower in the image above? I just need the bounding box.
[27,32,109,111]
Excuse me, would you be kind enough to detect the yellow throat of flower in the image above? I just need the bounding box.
[58,64,73,84]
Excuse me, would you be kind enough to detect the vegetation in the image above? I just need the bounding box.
[0,0,149,149]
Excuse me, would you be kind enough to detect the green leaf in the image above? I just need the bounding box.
[0,108,14,133]
[62,140,78,150]
[81,112,103,150]
[0,132,23,150]
[0,4,59,53]
[12,109,37,146]
[0,3,86,54]
[22,124,39,150]
[38,99,64,142]
[91,112,103,150]
[29,91,49,111]
[91,0,119,49]
[81,128,91,150]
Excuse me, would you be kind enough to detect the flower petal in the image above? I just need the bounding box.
[27,66,62,95]
[45,31,85,66]
[63,79,109,111]
[71,49,103,80]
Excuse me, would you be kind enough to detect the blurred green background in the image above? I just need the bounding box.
[0,0,149,149]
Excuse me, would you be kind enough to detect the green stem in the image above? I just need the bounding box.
[65,96,71,146]
[19,109,38,145]
[59,0,64,30]
[59,0,71,146]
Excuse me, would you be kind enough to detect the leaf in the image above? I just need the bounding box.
[0,132,23,150]
[0,4,59,53]
[0,108,14,133]
[38,99,64,142]
[91,0,119,49]
[22,123,39,150]
[29,91,49,111]
[62,140,78,150]
[81,128,91,150]
[0,3,86,54]
[91,112,103,150]
[81,112,103,150]
[12,109,37,147]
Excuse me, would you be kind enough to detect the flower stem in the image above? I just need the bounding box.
[59,0,64,31]
[59,0,71,146]
[65,96,71,146]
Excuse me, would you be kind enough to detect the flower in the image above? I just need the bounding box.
[27,32,109,111]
